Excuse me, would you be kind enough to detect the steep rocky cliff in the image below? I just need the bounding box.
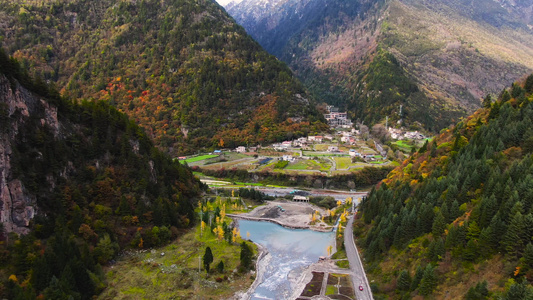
[0,53,204,298]
[0,74,58,234]
[0,52,203,240]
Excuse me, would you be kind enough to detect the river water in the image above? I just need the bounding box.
[237,219,335,300]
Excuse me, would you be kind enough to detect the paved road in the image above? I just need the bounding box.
[345,212,373,300]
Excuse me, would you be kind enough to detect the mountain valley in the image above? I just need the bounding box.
[224,0,533,131]
[1,0,533,298]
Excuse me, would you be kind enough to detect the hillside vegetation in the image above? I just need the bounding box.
[355,74,533,299]
[0,50,203,299]
[225,0,533,132]
[0,0,327,155]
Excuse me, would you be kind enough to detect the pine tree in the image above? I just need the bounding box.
[240,241,253,271]
[465,281,489,300]
[463,239,478,261]
[502,212,525,257]
[500,90,511,102]
[216,260,224,273]
[523,243,533,269]
[432,211,446,237]
[482,95,492,108]
[411,265,424,291]
[418,264,437,296]
[488,101,500,120]
[503,280,533,300]
[525,74,533,93]
[203,247,213,273]
[397,269,411,291]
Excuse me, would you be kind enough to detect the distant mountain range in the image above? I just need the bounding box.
[224,0,533,131]
[0,0,327,155]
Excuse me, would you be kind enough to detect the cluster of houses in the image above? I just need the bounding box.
[349,149,377,161]
[324,106,353,128]
[338,130,358,145]
[233,129,362,154]
[388,128,426,140]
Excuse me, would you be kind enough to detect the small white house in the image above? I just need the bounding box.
[272,143,284,151]
[282,141,292,148]
[282,155,294,161]
[328,146,339,152]
[308,136,323,143]
[349,150,362,157]
[235,146,246,153]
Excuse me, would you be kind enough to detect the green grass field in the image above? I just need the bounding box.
[182,154,219,163]
[286,159,330,171]
[392,140,413,152]
[334,157,354,169]
[98,220,257,300]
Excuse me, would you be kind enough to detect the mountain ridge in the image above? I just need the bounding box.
[224,0,533,131]
[0,0,327,155]
[0,49,203,298]
[355,74,533,299]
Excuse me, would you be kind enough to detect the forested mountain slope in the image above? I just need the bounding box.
[0,50,203,298]
[355,74,533,299]
[224,0,533,132]
[0,0,327,155]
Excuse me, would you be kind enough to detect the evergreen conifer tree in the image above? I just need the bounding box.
[410,265,424,291]
[503,212,525,257]
[240,241,253,271]
[397,269,411,291]
[203,247,213,273]
[523,243,533,269]
[216,260,224,273]
[418,264,437,296]
[465,281,489,300]
[432,211,446,237]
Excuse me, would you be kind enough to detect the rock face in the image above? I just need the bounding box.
[0,75,59,234]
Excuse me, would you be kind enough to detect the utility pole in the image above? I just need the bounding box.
[198,254,201,273]
[399,105,403,117]
[385,116,388,129]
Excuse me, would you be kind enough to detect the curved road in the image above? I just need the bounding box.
[345,211,373,300]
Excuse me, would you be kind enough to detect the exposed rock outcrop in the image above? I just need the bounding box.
[0,75,58,234]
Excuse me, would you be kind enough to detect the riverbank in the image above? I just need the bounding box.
[229,200,334,232]
[98,223,257,300]
[235,244,269,300]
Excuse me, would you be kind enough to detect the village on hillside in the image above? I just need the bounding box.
[179,106,428,176]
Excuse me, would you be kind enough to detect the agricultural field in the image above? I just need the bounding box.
[391,140,414,152]
[177,134,396,177]
[285,159,331,172]
[326,274,355,299]
[181,154,219,163]
[334,157,359,170]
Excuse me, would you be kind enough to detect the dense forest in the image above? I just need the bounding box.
[0,50,203,299]
[347,48,465,132]
[355,74,533,299]
[0,0,327,155]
